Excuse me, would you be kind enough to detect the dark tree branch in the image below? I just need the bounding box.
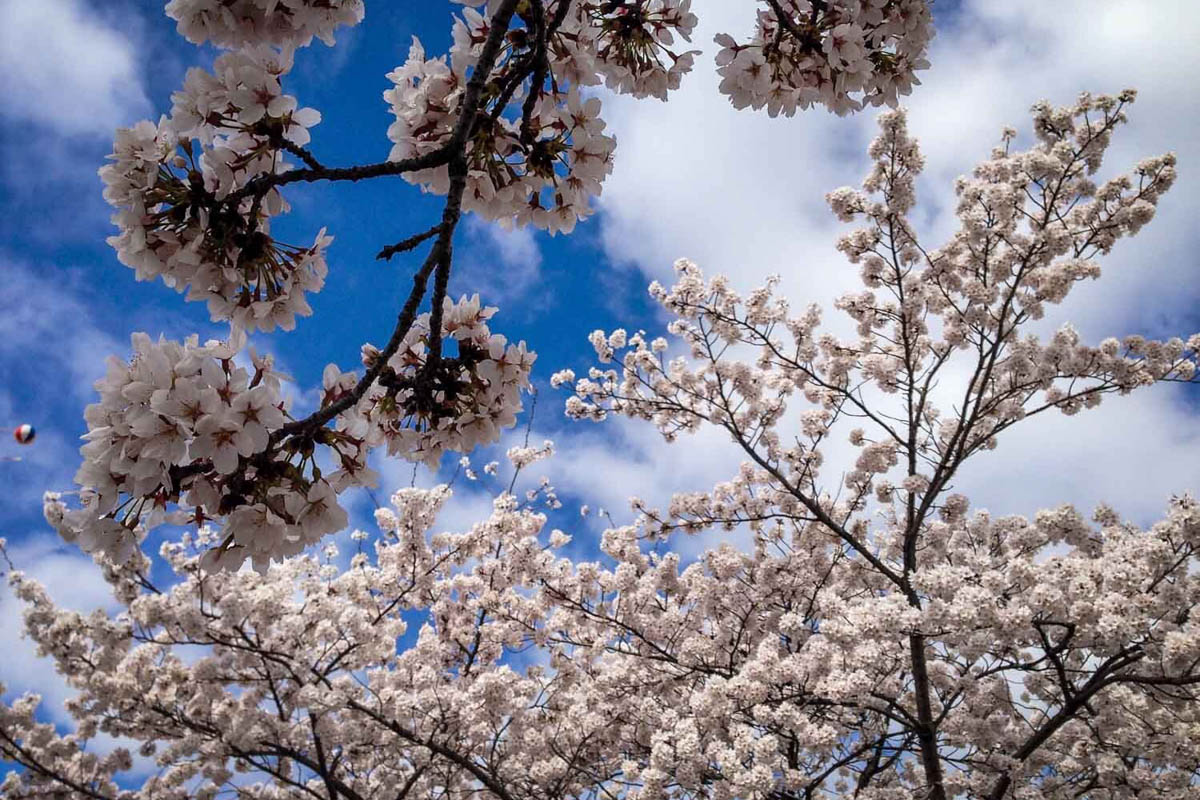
[986,647,1147,800]
[376,223,448,261]
[268,0,523,445]
[229,145,459,205]
[520,0,550,145]
[278,139,326,171]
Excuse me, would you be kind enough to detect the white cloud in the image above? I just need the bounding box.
[0,0,150,136]
[455,216,545,311]
[951,384,1200,523]
[487,223,542,274]
[0,259,124,395]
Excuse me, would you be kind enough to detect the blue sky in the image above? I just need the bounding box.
[2,0,1200,780]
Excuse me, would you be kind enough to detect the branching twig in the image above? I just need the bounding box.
[376,223,448,261]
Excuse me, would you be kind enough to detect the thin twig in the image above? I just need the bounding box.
[376,223,447,261]
[278,139,325,171]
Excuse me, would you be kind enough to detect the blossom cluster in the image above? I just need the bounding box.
[523,491,1200,799]
[100,41,335,333]
[344,294,538,469]
[386,0,701,234]
[10,470,1200,799]
[457,0,701,99]
[384,38,615,235]
[49,293,533,571]
[43,330,346,572]
[715,0,934,116]
[165,0,365,50]
[4,485,608,800]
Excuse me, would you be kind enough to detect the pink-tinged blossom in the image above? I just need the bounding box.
[360,295,537,468]
[54,294,534,572]
[100,74,330,333]
[715,0,933,116]
[165,0,365,50]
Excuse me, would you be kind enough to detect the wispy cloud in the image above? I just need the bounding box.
[453,216,546,313]
[0,258,128,511]
[0,0,150,137]
[0,259,124,397]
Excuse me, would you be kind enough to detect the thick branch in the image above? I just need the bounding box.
[270,0,522,444]
[985,647,1146,800]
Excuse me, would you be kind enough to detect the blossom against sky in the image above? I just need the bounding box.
[1,0,1200,777]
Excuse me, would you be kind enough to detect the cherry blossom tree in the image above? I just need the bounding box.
[555,92,1198,797]
[5,1,1199,798]
[6,73,1200,798]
